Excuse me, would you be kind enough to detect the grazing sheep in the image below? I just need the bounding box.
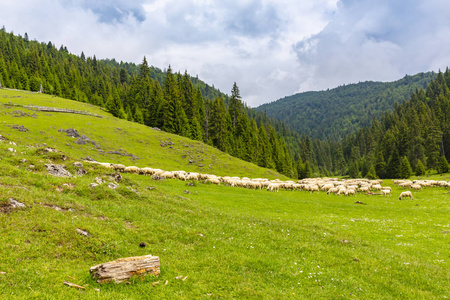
[308,184,319,193]
[140,167,155,175]
[97,162,113,169]
[187,173,200,181]
[371,184,382,191]
[327,187,339,195]
[207,178,221,185]
[411,184,422,190]
[321,183,334,191]
[345,189,356,196]
[267,183,280,192]
[161,171,175,179]
[359,186,370,193]
[399,182,412,188]
[381,189,391,197]
[112,164,126,172]
[398,191,413,200]
[337,188,346,196]
[124,166,140,173]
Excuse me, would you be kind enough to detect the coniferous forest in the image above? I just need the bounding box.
[0,28,449,179]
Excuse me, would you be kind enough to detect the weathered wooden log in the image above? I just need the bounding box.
[90,255,160,284]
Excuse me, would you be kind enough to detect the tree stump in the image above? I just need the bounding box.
[90,255,160,283]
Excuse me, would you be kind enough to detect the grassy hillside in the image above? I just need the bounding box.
[0,89,286,180]
[0,89,449,299]
[256,72,435,140]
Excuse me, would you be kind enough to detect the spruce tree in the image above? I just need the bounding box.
[257,124,274,169]
[415,159,426,176]
[400,156,413,179]
[375,151,387,179]
[366,165,378,179]
[303,161,312,178]
[438,156,449,173]
[348,162,360,178]
[161,66,189,135]
[229,82,243,130]
[297,157,305,179]
[209,97,230,152]
[386,148,401,178]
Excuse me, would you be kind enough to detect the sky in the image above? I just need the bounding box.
[1,0,450,107]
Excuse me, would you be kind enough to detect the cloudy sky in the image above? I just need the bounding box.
[1,0,450,107]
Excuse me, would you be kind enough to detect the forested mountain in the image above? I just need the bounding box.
[256,73,436,140]
[301,71,450,178]
[0,29,297,177]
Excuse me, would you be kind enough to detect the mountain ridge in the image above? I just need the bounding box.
[256,72,436,140]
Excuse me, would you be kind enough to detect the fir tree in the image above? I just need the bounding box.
[386,148,402,178]
[161,66,189,135]
[303,161,312,179]
[438,155,449,173]
[209,97,230,152]
[229,82,243,129]
[297,157,305,179]
[257,124,274,169]
[106,88,124,118]
[348,162,360,178]
[415,159,426,176]
[400,156,413,179]
[375,151,387,179]
[366,165,378,179]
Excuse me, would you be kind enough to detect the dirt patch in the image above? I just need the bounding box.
[0,198,26,213]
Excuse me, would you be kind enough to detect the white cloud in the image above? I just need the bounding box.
[5,0,450,107]
[292,0,450,93]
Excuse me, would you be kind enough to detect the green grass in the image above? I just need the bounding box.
[0,88,286,180]
[0,89,449,299]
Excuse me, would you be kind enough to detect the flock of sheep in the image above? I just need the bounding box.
[90,161,449,199]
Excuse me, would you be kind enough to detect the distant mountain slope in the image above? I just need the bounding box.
[256,72,436,140]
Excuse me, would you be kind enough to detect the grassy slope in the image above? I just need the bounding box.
[0,89,286,180]
[0,89,449,299]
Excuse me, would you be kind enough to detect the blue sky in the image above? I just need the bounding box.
[1,0,450,107]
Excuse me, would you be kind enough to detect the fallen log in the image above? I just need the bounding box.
[90,255,160,284]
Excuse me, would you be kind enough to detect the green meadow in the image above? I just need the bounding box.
[0,89,449,299]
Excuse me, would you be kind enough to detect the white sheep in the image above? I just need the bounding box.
[124,166,140,174]
[381,189,391,197]
[411,184,422,190]
[399,182,412,188]
[207,178,221,185]
[112,164,126,172]
[371,184,382,191]
[359,186,370,193]
[345,189,356,196]
[267,183,280,192]
[327,187,338,195]
[337,188,346,196]
[398,191,413,200]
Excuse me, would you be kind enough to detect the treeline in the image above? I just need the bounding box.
[257,73,435,140]
[0,29,297,177]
